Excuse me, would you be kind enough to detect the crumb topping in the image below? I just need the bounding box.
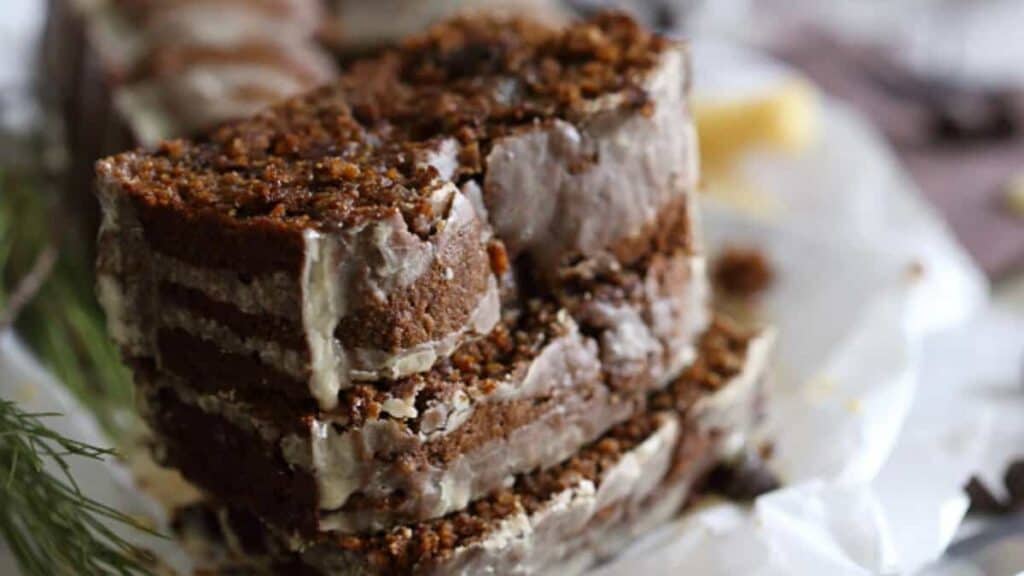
[343,12,667,140]
[325,317,752,572]
[98,12,670,232]
[329,301,569,430]
[712,246,775,299]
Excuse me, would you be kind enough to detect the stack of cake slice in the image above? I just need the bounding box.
[94,13,776,575]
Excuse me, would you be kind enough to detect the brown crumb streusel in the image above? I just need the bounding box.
[98,12,671,233]
[713,246,775,299]
[322,317,752,573]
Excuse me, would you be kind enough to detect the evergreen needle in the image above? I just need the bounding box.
[0,400,158,576]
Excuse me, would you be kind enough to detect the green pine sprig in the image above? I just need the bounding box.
[0,161,159,573]
[0,399,158,576]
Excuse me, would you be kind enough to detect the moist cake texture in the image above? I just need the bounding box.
[96,13,704,412]
[89,12,769,573]
[139,249,708,536]
[171,319,774,575]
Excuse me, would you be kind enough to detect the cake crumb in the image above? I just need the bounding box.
[713,246,775,298]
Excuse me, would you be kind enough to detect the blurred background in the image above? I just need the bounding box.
[0,0,1021,574]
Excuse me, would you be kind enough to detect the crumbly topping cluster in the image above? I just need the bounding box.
[99,12,668,231]
[330,412,664,573]
[651,317,753,415]
[328,318,751,572]
[99,88,447,233]
[713,247,775,299]
[345,12,666,138]
[328,301,568,429]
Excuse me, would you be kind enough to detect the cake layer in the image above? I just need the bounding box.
[97,154,503,410]
[337,13,701,283]
[172,320,774,575]
[96,14,702,410]
[128,232,703,409]
[138,263,711,537]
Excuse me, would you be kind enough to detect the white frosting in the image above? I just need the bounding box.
[94,183,125,332]
[592,300,664,378]
[158,306,309,379]
[94,181,150,356]
[459,180,491,227]
[420,137,460,181]
[301,418,419,511]
[483,45,699,281]
[154,254,300,317]
[694,328,777,459]
[301,227,349,411]
[300,184,499,410]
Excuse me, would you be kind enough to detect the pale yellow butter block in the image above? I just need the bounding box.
[694,79,819,170]
[1005,173,1024,218]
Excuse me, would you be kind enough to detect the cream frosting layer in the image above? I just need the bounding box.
[483,45,699,282]
[300,186,500,409]
[95,179,501,411]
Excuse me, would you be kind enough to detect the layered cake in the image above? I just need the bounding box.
[92,12,776,575]
[174,319,774,575]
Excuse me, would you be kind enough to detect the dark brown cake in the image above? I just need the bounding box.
[171,318,774,575]
[89,13,764,575]
[95,14,703,412]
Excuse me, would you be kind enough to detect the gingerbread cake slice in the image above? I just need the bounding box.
[338,12,702,284]
[95,13,704,412]
[136,250,709,537]
[97,130,502,411]
[51,0,334,145]
[172,320,774,575]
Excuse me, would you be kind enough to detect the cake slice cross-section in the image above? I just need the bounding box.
[338,12,702,285]
[171,318,775,575]
[96,109,503,410]
[95,12,706,411]
[136,246,709,537]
